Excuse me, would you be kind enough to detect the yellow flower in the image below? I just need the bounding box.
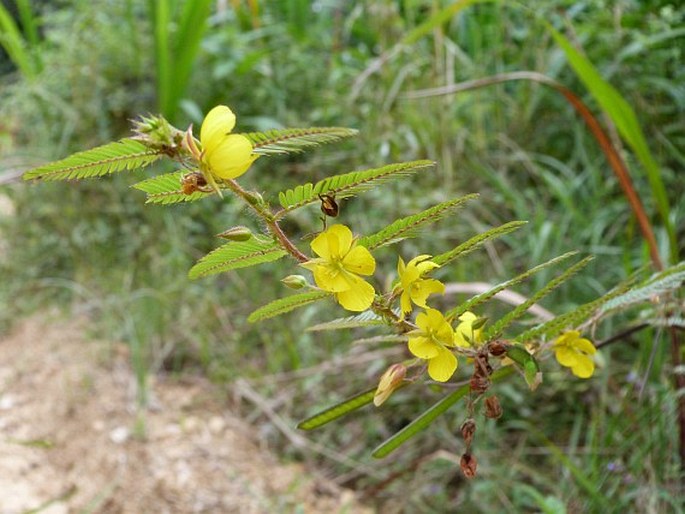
[302,224,376,311]
[553,331,597,378]
[200,105,259,180]
[373,363,407,407]
[397,255,445,314]
[407,309,458,382]
[453,311,484,347]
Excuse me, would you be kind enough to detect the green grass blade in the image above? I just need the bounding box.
[22,139,163,181]
[169,0,213,121]
[357,194,477,250]
[486,256,594,339]
[0,2,36,79]
[248,290,332,323]
[149,0,172,117]
[372,367,514,459]
[297,388,377,430]
[546,25,676,261]
[432,221,527,266]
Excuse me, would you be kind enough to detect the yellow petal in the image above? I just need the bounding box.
[408,336,439,359]
[571,356,595,378]
[573,337,596,355]
[311,264,351,293]
[554,331,580,348]
[427,348,458,382]
[410,279,445,308]
[400,291,412,314]
[407,255,432,267]
[554,346,578,367]
[327,225,354,255]
[310,231,332,260]
[206,134,258,179]
[200,105,236,152]
[343,245,376,275]
[335,275,375,311]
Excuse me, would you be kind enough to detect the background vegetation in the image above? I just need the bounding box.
[0,0,682,511]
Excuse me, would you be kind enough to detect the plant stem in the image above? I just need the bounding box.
[224,178,309,263]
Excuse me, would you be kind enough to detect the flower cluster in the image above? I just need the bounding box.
[193,105,598,399]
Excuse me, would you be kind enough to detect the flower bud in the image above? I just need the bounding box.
[373,364,407,406]
[216,226,253,241]
[281,275,309,290]
[484,395,503,419]
[460,453,477,479]
[469,374,490,394]
[131,114,184,151]
[460,418,476,446]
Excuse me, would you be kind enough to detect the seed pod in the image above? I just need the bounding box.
[484,395,503,419]
[319,194,339,217]
[488,340,509,357]
[460,418,476,446]
[470,374,490,394]
[216,226,253,241]
[460,453,477,479]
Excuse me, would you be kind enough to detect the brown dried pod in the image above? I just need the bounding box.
[484,395,503,419]
[460,418,477,446]
[460,453,478,479]
[488,340,509,357]
[473,353,492,377]
[469,374,490,394]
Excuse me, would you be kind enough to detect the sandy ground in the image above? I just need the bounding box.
[0,315,368,513]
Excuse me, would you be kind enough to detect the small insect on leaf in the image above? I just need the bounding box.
[319,194,339,217]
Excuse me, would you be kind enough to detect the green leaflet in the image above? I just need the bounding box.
[600,262,685,314]
[297,387,377,430]
[446,251,579,319]
[276,160,434,213]
[248,290,332,323]
[306,311,384,331]
[188,237,287,279]
[358,194,477,250]
[244,127,359,156]
[23,139,163,181]
[372,367,515,459]
[432,221,527,266]
[516,280,634,343]
[132,171,216,205]
[485,256,594,339]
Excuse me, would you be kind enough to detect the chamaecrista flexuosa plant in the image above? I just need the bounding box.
[23,105,685,477]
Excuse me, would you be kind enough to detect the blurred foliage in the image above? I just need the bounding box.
[0,0,683,511]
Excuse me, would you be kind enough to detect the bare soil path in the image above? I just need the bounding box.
[0,315,366,513]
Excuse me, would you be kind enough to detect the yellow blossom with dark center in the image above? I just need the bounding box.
[553,331,596,378]
[407,309,458,382]
[301,225,376,312]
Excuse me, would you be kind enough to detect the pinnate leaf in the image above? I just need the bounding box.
[23,139,162,181]
[189,237,287,279]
